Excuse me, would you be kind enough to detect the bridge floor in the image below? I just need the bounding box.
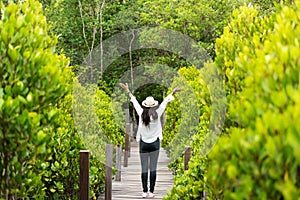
[111,140,174,199]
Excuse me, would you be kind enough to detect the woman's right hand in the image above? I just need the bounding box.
[172,87,183,94]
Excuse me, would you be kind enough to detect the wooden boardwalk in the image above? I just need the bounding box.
[110,140,174,200]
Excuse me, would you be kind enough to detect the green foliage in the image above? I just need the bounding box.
[102,0,143,37]
[44,0,85,65]
[0,0,71,198]
[137,0,241,56]
[163,66,210,158]
[95,89,124,145]
[214,5,277,133]
[164,155,208,200]
[45,0,141,66]
[44,0,243,101]
[164,2,300,200]
[72,82,125,197]
[215,5,274,98]
[163,64,223,199]
[208,2,300,199]
[3,0,298,199]
[42,94,82,199]
[72,82,112,170]
[73,81,124,146]
[42,93,105,199]
[0,1,107,199]
[243,0,292,15]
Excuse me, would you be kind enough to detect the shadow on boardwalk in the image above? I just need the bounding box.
[99,140,174,200]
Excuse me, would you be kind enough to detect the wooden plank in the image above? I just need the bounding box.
[111,141,173,200]
[105,144,114,200]
[79,150,89,200]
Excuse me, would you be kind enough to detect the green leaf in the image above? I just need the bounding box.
[265,136,276,158]
[227,165,238,179]
[50,188,56,193]
[0,88,3,97]
[8,44,18,62]
[18,95,27,104]
[0,99,3,110]
[26,92,33,102]
[37,131,46,142]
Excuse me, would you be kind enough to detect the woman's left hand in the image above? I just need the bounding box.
[119,83,129,92]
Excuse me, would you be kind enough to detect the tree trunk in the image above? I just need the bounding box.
[129,30,137,127]
[99,0,105,78]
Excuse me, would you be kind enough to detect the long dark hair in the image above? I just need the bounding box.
[141,106,158,126]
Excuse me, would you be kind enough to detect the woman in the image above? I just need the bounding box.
[119,83,182,198]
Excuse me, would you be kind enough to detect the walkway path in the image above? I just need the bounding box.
[112,140,174,200]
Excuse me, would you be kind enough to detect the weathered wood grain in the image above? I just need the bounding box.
[99,141,174,200]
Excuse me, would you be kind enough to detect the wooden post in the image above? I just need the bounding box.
[184,146,191,170]
[124,108,130,166]
[126,108,131,157]
[203,190,207,200]
[126,124,131,158]
[128,123,132,157]
[105,144,113,200]
[80,150,89,200]
[124,134,129,167]
[115,144,122,181]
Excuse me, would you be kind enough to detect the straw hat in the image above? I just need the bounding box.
[142,96,158,107]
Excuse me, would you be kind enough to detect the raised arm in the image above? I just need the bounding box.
[119,83,143,115]
[156,87,183,116]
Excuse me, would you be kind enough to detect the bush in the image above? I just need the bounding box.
[0,0,71,198]
[164,2,299,199]
[95,89,124,146]
[0,1,108,199]
[208,2,300,199]
[163,65,215,199]
[41,93,106,199]
[163,66,211,160]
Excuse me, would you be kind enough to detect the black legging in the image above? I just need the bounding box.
[139,138,160,193]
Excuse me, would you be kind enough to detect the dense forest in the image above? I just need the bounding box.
[0,0,299,199]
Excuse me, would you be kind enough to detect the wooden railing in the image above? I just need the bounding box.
[79,108,132,200]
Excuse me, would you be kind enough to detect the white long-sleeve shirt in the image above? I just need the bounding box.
[131,94,175,143]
